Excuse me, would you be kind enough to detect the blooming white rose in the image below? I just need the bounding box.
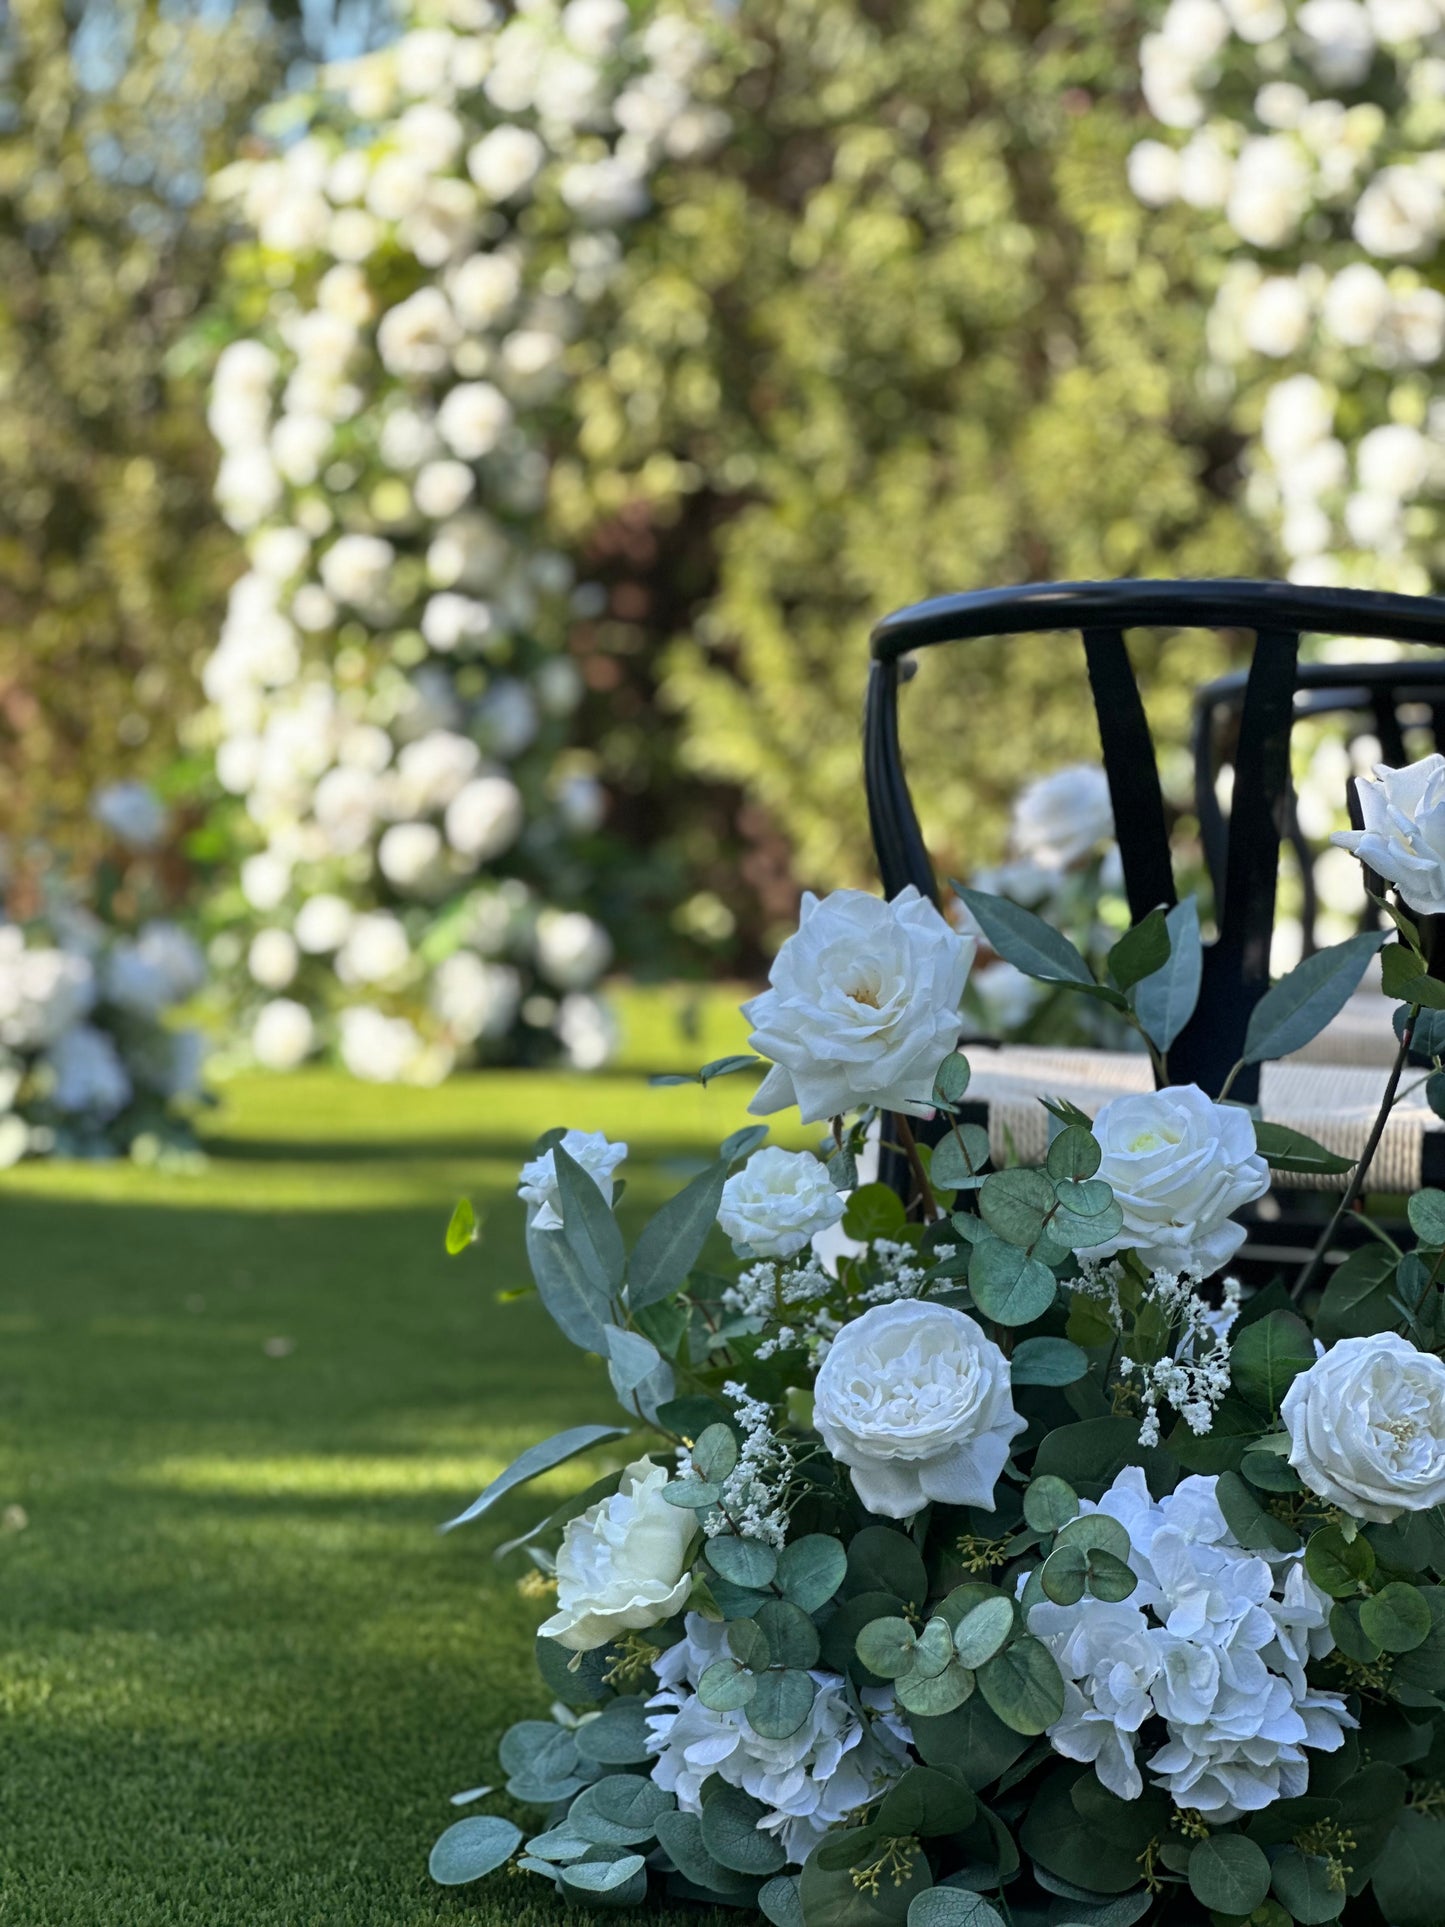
[1011,764,1115,866]
[1090,1084,1270,1278]
[431,952,521,1043]
[1322,262,1393,346]
[1354,164,1444,259]
[336,911,411,986]
[436,381,513,461]
[337,1005,431,1083]
[1282,1333,1445,1524]
[445,774,525,860]
[1333,754,1445,916]
[91,781,168,851]
[1127,139,1182,207]
[248,928,299,991]
[535,908,612,990]
[319,533,395,617]
[744,886,975,1125]
[717,1147,844,1259]
[378,821,447,894]
[467,125,547,202]
[1226,136,1311,250]
[814,1300,1026,1518]
[294,894,354,955]
[517,1126,626,1231]
[252,997,315,1071]
[556,991,617,1070]
[538,1458,697,1652]
[448,252,522,331]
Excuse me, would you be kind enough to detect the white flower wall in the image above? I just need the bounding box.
[203,0,724,1080]
[1128,0,1445,597]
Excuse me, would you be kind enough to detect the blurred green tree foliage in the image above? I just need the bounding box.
[0,0,276,865]
[559,0,1265,904]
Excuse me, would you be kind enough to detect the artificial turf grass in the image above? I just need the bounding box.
[0,1060,788,1927]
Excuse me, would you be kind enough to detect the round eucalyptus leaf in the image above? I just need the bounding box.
[1188,1834,1271,1915]
[700,1781,788,1876]
[856,1616,918,1679]
[896,1658,975,1717]
[908,1890,1006,1927]
[1011,1338,1090,1388]
[568,1775,675,1847]
[969,1239,1057,1326]
[877,1765,977,1839]
[1329,1597,1382,1664]
[498,1720,579,1782]
[1306,1524,1376,1598]
[559,1852,647,1896]
[933,1052,972,1107]
[776,1534,847,1612]
[1022,1474,1079,1534]
[759,1873,805,1927]
[1271,1845,1346,1924]
[728,1617,772,1671]
[524,1827,591,1864]
[698,1657,758,1711]
[953,1596,1015,1669]
[1408,1188,1445,1246]
[1046,1127,1101,1182]
[429,1815,523,1886]
[1040,1543,1087,1606]
[977,1636,1066,1735]
[756,1597,821,1671]
[1084,1546,1137,1602]
[663,1477,723,1510]
[747,1667,817,1740]
[707,1534,779,1591]
[1360,1581,1434,1654]
[910,1615,957,1680]
[692,1422,739,1483]
[978,1167,1057,1247]
[1056,1512,1130,1564]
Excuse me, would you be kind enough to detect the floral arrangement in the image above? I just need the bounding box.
[1128,0,1444,597]
[0,783,207,1163]
[429,753,1445,1926]
[200,0,723,1082]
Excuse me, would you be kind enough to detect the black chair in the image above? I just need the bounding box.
[1193,659,1445,958]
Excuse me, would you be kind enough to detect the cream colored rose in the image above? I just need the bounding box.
[539,1459,697,1652]
[1333,754,1445,918]
[813,1301,1026,1520]
[1281,1333,1445,1525]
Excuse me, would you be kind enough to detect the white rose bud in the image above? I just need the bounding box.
[1333,754,1445,917]
[518,1127,626,1232]
[1011,764,1115,867]
[814,1300,1026,1519]
[744,886,975,1125]
[538,1458,698,1652]
[717,1147,845,1259]
[1282,1334,1445,1524]
[1090,1085,1270,1279]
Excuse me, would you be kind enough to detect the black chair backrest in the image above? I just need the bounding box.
[865,579,1445,1102]
[1193,659,1445,956]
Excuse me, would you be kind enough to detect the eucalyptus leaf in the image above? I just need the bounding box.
[970,1238,1057,1326]
[554,1144,626,1293]
[978,1167,1057,1248]
[429,1815,522,1886]
[1012,1338,1089,1387]
[1045,1127,1101,1181]
[1243,930,1385,1065]
[1188,1834,1271,1915]
[1108,907,1170,993]
[955,886,1095,986]
[896,1658,976,1717]
[604,1323,663,1399]
[933,1126,991,1191]
[1132,896,1203,1052]
[700,1783,787,1876]
[977,1636,1066,1734]
[629,1158,729,1310]
[776,1534,847,1612]
[748,1668,817,1740]
[953,1596,1016,1668]
[527,1218,612,1352]
[707,1535,778,1591]
[698,1658,759,1711]
[442,1424,627,1532]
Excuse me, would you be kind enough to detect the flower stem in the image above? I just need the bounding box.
[1292,1006,1418,1305]
[892,1115,939,1224]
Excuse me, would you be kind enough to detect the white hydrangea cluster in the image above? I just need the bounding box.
[1029,1468,1354,1820]
[646,1612,913,1864]
[1129,0,1445,593]
[0,798,207,1161]
[202,0,724,1081]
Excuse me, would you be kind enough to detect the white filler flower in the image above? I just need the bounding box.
[717,1147,844,1259]
[744,886,975,1124]
[539,1458,697,1653]
[1090,1084,1269,1278]
[813,1300,1025,1519]
[1011,763,1115,867]
[517,1127,626,1232]
[1333,754,1445,917]
[1282,1332,1445,1525]
[646,1613,912,1863]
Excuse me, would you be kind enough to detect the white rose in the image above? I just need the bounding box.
[1012,764,1114,866]
[248,928,299,991]
[467,125,547,202]
[1177,131,1233,210]
[378,822,447,894]
[91,781,168,851]
[431,952,521,1043]
[1227,136,1310,250]
[445,774,524,860]
[448,252,522,331]
[294,894,355,956]
[744,885,975,1125]
[518,1126,626,1231]
[1333,755,1445,916]
[1127,140,1181,208]
[717,1147,845,1259]
[1282,1334,1445,1524]
[1322,262,1392,346]
[814,1300,1026,1519]
[253,997,315,1071]
[336,911,411,986]
[1262,374,1333,463]
[539,1458,698,1653]
[1358,423,1431,499]
[436,381,512,461]
[338,1005,430,1084]
[1356,166,1444,261]
[1298,0,1376,84]
[1243,276,1313,358]
[414,459,474,520]
[556,991,617,1071]
[1090,1085,1270,1278]
[319,534,395,617]
[536,909,612,991]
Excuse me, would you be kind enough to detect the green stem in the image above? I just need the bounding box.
[893,1115,939,1224]
[1292,1006,1418,1305]
[1216,1058,1247,1104]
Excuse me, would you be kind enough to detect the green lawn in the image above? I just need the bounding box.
[0,993,789,1927]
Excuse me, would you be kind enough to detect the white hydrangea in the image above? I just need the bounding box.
[646,1613,913,1864]
[1030,1468,1353,1818]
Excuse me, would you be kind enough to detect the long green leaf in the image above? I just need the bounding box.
[441,1424,627,1531]
[1131,896,1202,1052]
[554,1145,626,1293]
[1108,907,1170,993]
[954,886,1094,986]
[1243,930,1385,1065]
[527,1219,612,1352]
[628,1159,729,1310]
